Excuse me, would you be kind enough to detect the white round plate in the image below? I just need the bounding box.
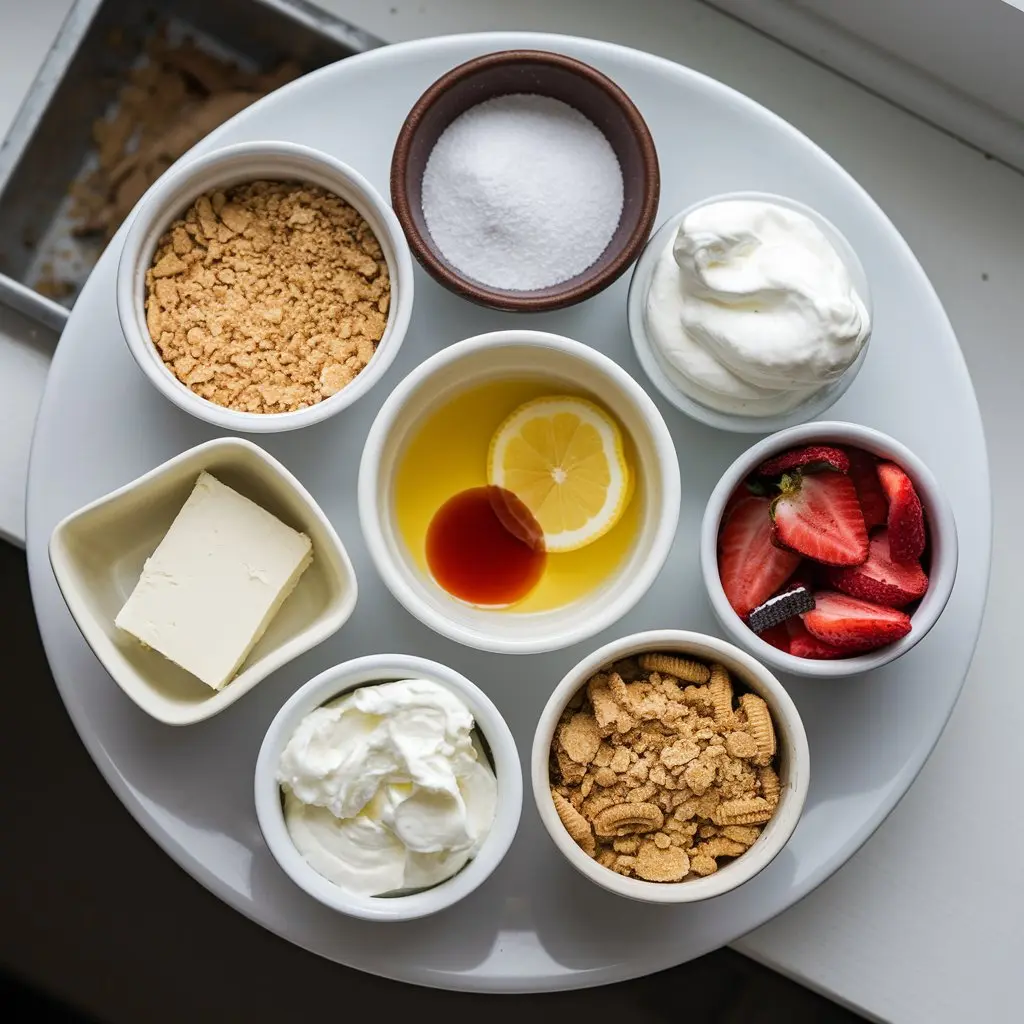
[25,32,990,993]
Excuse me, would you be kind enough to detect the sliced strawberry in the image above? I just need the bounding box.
[876,462,925,564]
[759,623,791,653]
[825,529,928,608]
[770,472,868,566]
[757,445,850,478]
[718,495,801,617]
[801,591,912,653]
[844,446,888,528]
[722,485,749,528]
[786,618,850,659]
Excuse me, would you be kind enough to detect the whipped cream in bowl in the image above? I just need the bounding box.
[255,654,521,921]
[627,192,872,433]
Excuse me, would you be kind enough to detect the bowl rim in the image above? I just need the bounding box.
[254,653,523,921]
[699,420,959,678]
[390,48,660,312]
[356,328,682,654]
[47,436,358,724]
[626,190,872,434]
[116,139,415,434]
[530,629,810,903]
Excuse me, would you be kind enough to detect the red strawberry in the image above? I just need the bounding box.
[770,472,868,566]
[844,447,888,528]
[825,529,928,608]
[718,496,801,617]
[786,618,849,659]
[876,462,925,564]
[801,591,912,653]
[722,485,749,527]
[759,623,792,653]
[757,445,850,478]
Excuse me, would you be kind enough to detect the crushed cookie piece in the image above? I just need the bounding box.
[683,759,717,796]
[725,730,759,760]
[660,737,701,770]
[555,747,586,786]
[708,664,735,727]
[639,653,711,684]
[612,855,637,875]
[560,712,602,765]
[144,181,390,413]
[609,747,631,773]
[690,853,718,876]
[682,684,714,714]
[636,842,690,882]
[739,693,776,766]
[626,782,658,803]
[759,765,781,806]
[720,825,762,847]
[592,801,664,837]
[694,837,748,860]
[552,790,595,856]
[712,797,775,826]
[547,650,784,883]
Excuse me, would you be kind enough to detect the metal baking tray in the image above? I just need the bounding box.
[0,0,382,335]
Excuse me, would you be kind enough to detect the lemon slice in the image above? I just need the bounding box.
[487,396,632,552]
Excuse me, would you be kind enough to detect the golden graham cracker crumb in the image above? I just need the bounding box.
[548,651,782,883]
[144,180,390,413]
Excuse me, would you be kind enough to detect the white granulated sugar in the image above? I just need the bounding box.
[421,94,624,291]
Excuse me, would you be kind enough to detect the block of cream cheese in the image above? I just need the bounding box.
[115,471,313,689]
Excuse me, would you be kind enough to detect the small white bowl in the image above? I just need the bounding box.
[48,437,358,724]
[116,140,414,433]
[358,329,681,655]
[254,654,522,921]
[532,629,809,903]
[627,191,872,434]
[700,421,958,678]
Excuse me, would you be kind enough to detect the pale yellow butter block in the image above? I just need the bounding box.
[115,471,313,689]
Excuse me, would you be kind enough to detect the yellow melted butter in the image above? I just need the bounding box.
[393,379,642,613]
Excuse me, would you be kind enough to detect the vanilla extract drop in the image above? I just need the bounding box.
[426,486,546,606]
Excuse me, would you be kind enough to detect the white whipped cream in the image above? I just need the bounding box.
[645,199,870,416]
[278,679,497,897]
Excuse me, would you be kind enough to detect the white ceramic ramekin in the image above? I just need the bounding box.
[117,140,414,433]
[48,437,357,725]
[357,329,682,655]
[627,191,872,434]
[254,654,522,922]
[532,629,809,903]
[700,421,958,678]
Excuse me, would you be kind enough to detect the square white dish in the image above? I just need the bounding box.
[48,437,357,724]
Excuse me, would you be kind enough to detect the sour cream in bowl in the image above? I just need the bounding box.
[255,655,521,921]
[628,192,872,433]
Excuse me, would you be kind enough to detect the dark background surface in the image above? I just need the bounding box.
[0,540,863,1023]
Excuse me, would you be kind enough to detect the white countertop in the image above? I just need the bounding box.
[2,0,1021,1020]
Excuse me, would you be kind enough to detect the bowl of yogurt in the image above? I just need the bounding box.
[627,192,872,433]
[254,654,522,921]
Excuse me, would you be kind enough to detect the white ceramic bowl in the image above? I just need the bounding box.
[700,421,958,678]
[532,629,809,903]
[254,654,522,921]
[627,191,872,433]
[116,140,414,433]
[358,329,682,655]
[48,437,358,724]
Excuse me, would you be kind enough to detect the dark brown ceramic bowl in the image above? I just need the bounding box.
[391,50,660,312]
